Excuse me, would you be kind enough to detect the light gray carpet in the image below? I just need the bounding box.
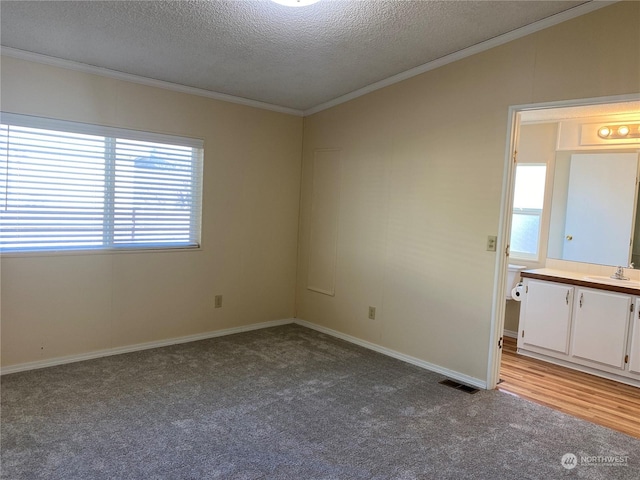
[1,324,639,479]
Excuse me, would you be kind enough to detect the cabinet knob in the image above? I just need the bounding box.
[566,235,573,241]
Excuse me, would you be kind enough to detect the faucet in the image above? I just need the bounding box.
[611,266,630,280]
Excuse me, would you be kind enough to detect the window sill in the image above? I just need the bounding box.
[0,245,202,259]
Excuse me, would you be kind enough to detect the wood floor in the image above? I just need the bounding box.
[498,336,640,439]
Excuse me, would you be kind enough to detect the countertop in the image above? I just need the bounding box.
[521,268,640,295]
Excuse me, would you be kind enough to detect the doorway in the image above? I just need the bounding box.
[487,94,640,437]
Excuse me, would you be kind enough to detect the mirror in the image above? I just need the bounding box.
[547,152,640,267]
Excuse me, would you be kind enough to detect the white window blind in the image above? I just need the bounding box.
[0,113,203,253]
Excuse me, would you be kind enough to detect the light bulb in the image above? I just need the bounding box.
[598,127,611,138]
[618,126,630,136]
[271,0,321,7]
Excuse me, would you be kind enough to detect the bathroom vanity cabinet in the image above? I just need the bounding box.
[518,279,572,355]
[517,270,640,387]
[570,288,631,370]
[629,300,640,375]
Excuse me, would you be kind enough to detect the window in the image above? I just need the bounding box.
[0,113,203,253]
[510,164,546,260]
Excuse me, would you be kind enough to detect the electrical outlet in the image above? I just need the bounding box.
[368,306,376,320]
[214,295,223,308]
[486,235,497,252]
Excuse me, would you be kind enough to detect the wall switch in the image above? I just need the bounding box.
[214,295,223,308]
[368,306,376,320]
[486,235,497,252]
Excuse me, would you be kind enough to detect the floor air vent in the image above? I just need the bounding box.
[439,379,479,394]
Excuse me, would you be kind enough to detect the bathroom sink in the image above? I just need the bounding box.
[583,276,640,286]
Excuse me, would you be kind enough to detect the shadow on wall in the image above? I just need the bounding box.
[505,300,520,334]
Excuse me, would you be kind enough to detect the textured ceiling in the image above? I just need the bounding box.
[1,0,590,112]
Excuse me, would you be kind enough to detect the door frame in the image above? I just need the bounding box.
[486,93,640,389]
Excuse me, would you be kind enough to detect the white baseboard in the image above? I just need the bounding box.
[503,329,518,339]
[3,317,489,391]
[294,319,487,390]
[0,318,295,375]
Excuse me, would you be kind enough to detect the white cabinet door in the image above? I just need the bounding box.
[630,299,640,375]
[518,279,573,354]
[571,288,631,369]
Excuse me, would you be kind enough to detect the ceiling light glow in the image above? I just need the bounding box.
[271,0,321,7]
[598,127,611,138]
[618,125,630,136]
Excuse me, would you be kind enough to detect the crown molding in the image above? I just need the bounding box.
[0,1,616,118]
[303,1,617,116]
[0,46,304,117]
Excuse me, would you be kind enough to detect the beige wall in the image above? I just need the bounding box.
[296,2,640,383]
[1,56,303,367]
[2,3,639,381]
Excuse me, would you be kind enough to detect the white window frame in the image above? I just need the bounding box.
[0,113,204,255]
[510,207,544,260]
[509,162,551,263]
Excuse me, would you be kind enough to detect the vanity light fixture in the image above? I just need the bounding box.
[597,123,640,139]
[271,0,320,6]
